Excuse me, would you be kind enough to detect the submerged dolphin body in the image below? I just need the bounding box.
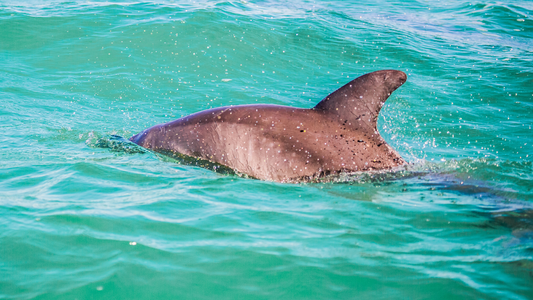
[130,70,407,182]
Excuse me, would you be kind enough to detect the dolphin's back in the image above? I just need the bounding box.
[130,70,407,182]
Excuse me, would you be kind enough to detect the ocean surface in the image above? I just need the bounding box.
[1,0,532,299]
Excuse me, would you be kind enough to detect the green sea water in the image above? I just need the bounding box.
[1,0,532,299]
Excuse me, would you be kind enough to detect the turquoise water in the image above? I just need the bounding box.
[1,0,532,298]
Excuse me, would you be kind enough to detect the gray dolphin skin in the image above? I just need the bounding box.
[130,70,407,182]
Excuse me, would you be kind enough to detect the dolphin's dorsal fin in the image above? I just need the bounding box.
[313,70,407,130]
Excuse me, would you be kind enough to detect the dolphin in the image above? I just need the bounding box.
[130,70,407,182]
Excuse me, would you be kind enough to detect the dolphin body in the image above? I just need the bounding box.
[130,70,407,182]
